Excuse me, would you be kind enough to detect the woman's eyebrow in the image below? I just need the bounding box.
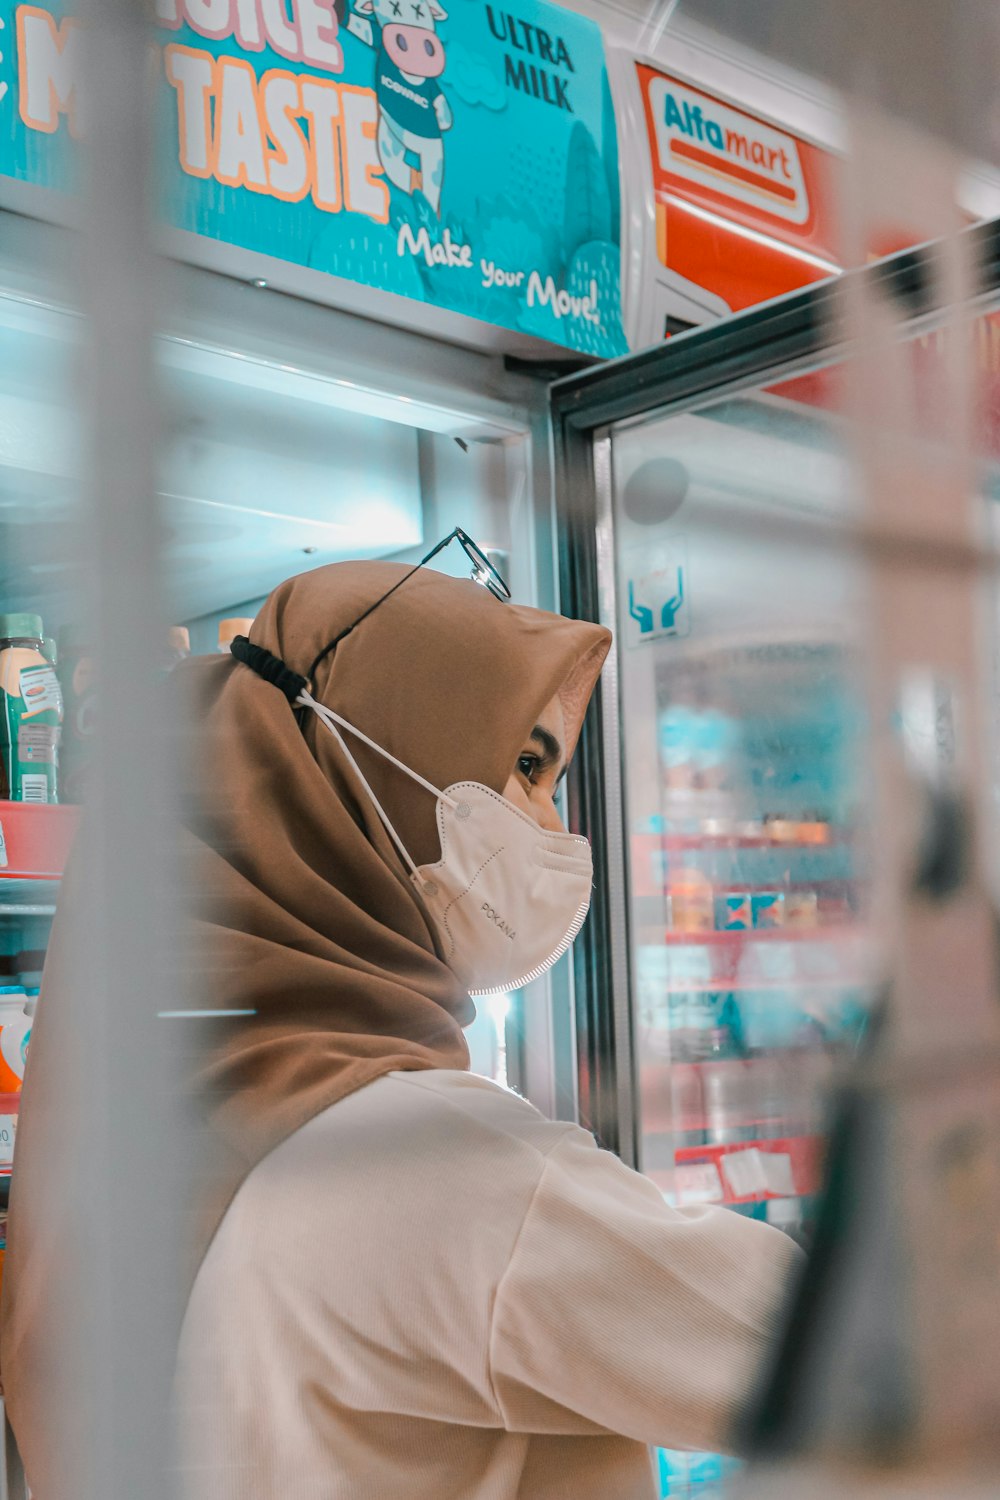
[530,724,565,773]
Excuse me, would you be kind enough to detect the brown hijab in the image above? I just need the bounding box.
[180,561,610,1177]
[2,560,610,1491]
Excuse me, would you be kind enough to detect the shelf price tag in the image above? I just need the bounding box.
[675,1161,724,1204]
[721,1147,768,1198]
[0,1114,16,1165]
[721,1146,797,1199]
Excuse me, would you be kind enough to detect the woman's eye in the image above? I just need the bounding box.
[517,754,540,783]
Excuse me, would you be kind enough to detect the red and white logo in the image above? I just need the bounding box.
[648,76,810,226]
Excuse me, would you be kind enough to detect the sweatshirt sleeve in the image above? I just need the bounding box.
[489,1125,803,1454]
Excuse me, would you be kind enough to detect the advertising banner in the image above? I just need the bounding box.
[1,1,627,357]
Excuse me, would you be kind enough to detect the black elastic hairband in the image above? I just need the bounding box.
[229,636,308,705]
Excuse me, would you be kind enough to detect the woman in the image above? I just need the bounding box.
[6,558,800,1499]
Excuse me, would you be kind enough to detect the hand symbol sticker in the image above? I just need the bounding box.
[628,566,687,639]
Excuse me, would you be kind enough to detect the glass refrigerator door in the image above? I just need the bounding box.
[556,241,1000,1492]
[588,355,877,1497]
[609,382,872,1227]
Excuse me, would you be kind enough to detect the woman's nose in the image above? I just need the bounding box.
[534,795,567,835]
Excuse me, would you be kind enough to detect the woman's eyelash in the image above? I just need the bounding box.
[517,754,541,781]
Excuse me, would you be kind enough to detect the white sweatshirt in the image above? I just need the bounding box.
[178,1069,802,1500]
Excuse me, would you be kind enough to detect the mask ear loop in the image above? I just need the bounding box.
[297,689,458,886]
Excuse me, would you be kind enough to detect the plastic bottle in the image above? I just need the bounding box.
[702,1023,751,1145]
[0,613,64,804]
[691,706,738,792]
[658,703,696,792]
[0,986,31,1093]
[218,617,255,654]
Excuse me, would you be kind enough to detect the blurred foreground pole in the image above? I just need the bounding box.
[739,1,1000,1494]
[68,2,184,1498]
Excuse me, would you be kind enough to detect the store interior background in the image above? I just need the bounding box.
[2,3,1000,1499]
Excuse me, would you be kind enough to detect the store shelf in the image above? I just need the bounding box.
[0,801,78,886]
[636,925,872,996]
[630,831,858,900]
[0,880,59,918]
[638,975,868,995]
[641,879,853,895]
[633,831,848,852]
[656,924,857,946]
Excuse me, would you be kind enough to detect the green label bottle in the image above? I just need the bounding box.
[0,613,64,804]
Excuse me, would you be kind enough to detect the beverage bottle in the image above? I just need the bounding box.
[702,1022,751,1145]
[218,617,255,654]
[0,614,64,804]
[752,1049,790,1141]
[691,706,738,793]
[0,986,31,1092]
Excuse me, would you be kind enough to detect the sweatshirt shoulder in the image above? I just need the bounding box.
[385,1069,579,1161]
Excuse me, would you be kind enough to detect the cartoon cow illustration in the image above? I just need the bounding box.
[348,0,453,216]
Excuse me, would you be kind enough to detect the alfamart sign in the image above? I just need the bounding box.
[648,74,809,227]
[2,1,627,355]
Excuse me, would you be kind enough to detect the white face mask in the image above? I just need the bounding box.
[298,691,593,997]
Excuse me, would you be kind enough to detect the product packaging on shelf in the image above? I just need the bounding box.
[218,617,255,654]
[665,867,714,932]
[751,892,786,929]
[0,613,64,804]
[0,984,31,1092]
[785,891,819,927]
[716,893,752,930]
